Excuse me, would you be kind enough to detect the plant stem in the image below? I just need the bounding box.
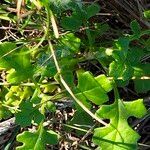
[46,7,108,126]
[0,82,58,86]
[48,38,107,126]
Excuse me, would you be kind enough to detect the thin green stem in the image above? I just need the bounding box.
[48,38,107,126]
[49,9,59,38]
[45,7,108,126]
[0,82,58,86]
[63,124,88,133]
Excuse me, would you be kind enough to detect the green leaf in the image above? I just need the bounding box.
[68,110,94,135]
[45,101,56,112]
[20,87,33,100]
[127,47,145,65]
[0,42,34,83]
[144,10,150,19]
[61,71,74,87]
[95,74,113,92]
[133,63,150,93]
[114,38,129,61]
[115,38,129,51]
[90,23,109,43]
[133,64,150,77]
[94,23,109,36]
[75,91,92,110]
[86,3,100,19]
[93,99,147,150]
[77,71,109,105]
[124,99,147,117]
[58,57,77,87]
[134,79,150,93]
[15,101,44,127]
[60,5,86,31]
[0,103,12,119]
[130,20,141,37]
[42,62,57,78]
[69,103,93,126]
[0,42,16,68]
[95,48,113,66]
[6,68,32,83]
[60,33,81,53]
[60,57,77,70]
[61,14,82,31]
[109,61,134,81]
[116,80,129,87]
[16,125,59,150]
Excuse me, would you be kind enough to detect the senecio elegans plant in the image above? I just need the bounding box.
[0,1,150,149]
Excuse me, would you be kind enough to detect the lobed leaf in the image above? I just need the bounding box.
[77,71,109,105]
[16,125,59,150]
[15,101,44,127]
[85,3,100,19]
[61,11,83,31]
[0,42,34,83]
[93,99,147,150]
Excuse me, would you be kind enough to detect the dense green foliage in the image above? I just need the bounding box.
[0,0,149,149]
